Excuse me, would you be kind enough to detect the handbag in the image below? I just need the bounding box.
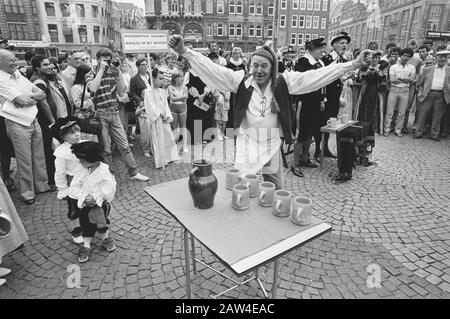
[75,84,102,135]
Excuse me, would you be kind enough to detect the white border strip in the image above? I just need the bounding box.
[231,223,332,274]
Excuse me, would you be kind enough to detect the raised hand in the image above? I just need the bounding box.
[353,50,376,70]
[168,35,186,56]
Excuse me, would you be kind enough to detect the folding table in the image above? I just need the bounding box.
[145,170,331,299]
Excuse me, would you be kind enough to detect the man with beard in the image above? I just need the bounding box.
[320,31,351,158]
[30,56,72,191]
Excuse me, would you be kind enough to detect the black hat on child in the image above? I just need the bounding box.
[71,141,104,163]
[51,116,80,139]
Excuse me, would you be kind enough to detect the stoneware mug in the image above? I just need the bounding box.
[291,196,313,226]
[244,174,260,198]
[327,117,338,128]
[226,168,242,190]
[232,184,250,211]
[272,190,291,218]
[258,182,276,207]
[339,113,350,124]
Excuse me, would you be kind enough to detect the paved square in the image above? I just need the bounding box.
[1,134,449,299]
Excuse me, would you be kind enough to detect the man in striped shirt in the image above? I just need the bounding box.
[86,48,149,182]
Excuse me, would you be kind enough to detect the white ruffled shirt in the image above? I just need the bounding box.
[68,162,117,209]
[54,141,85,199]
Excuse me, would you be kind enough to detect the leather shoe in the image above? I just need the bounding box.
[290,165,304,178]
[324,150,338,158]
[300,160,319,168]
[23,199,35,205]
[0,267,12,277]
[430,136,441,142]
[331,172,352,184]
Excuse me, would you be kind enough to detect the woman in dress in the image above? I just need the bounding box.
[143,68,180,169]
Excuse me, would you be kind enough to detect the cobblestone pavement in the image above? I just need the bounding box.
[0,133,449,299]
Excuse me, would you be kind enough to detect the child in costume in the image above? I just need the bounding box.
[68,141,117,263]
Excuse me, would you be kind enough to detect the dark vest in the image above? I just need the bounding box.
[233,75,294,144]
[321,53,347,103]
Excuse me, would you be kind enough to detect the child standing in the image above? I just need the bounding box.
[135,103,152,158]
[168,71,189,153]
[68,141,117,263]
[51,117,84,244]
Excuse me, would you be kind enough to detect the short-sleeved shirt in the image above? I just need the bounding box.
[85,67,119,109]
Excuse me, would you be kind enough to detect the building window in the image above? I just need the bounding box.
[162,0,169,13]
[314,0,320,11]
[94,26,100,42]
[312,34,318,39]
[8,23,27,40]
[206,0,213,13]
[78,25,87,43]
[34,23,41,40]
[207,24,213,36]
[217,23,223,36]
[45,2,56,16]
[48,24,59,42]
[185,0,192,13]
[298,33,304,46]
[217,0,224,14]
[300,0,306,10]
[256,25,262,37]
[305,33,311,42]
[321,18,326,29]
[60,3,70,17]
[430,5,441,17]
[313,16,319,29]
[194,0,201,13]
[236,1,243,14]
[31,0,38,15]
[323,0,327,11]
[63,25,74,43]
[267,25,273,37]
[281,0,287,10]
[249,24,255,37]
[92,5,98,18]
[171,0,179,12]
[249,2,255,15]
[293,0,299,10]
[76,4,86,18]
[229,24,235,36]
[306,15,312,29]
[236,24,242,36]
[292,15,298,28]
[291,33,297,45]
[256,2,262,15]
[307,0,313,11]
[280,15,286,28]
[299,15,305,28]
[268,3,274,16]
[229,1,235,14]
[4,0,25,14]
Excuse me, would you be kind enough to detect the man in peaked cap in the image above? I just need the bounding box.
[320,31,352,158]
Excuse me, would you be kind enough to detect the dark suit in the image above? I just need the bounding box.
[130,73,149,107]
[415,65,450,138]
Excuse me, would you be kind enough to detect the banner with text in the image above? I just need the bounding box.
[121,30,169,53]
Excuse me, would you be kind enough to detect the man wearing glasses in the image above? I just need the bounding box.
[61,51,84,94]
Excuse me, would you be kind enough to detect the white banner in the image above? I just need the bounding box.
[121,30,169,53]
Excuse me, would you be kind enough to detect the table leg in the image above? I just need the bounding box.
[184,229,192,299]
[190,233,196,274]
[255,268,269,299]
[320,133,325,170]
[272,260,279,299]
[336,131,341,171]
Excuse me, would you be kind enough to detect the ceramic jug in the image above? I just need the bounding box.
[188,159,218,209]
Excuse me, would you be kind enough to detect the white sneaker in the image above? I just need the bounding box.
[130,173,150,182]
[0,278,6,287]
[217,134,224,141]
[144,152,151,158]
[183,146,189,153]
[0,267,11,277]
[223,135,229,140]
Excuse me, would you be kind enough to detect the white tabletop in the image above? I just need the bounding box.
[145,170,332,275]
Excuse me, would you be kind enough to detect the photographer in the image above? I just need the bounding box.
[86,48,149,182]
